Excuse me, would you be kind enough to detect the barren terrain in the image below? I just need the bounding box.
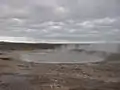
[0,43,120,90]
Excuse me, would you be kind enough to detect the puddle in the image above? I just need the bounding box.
[18,50,104,63]
[0,75,32,90]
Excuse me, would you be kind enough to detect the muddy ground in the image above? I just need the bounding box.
[0,51,120,90]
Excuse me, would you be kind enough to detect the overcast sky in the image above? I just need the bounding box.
[0,0,120,43]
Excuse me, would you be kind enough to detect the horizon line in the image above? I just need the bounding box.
[0,40,120,44]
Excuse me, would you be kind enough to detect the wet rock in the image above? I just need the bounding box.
[0,57,12,61]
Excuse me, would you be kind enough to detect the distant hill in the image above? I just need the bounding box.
[0,42,63,50]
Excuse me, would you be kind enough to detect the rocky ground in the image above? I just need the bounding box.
[0,51,120,90]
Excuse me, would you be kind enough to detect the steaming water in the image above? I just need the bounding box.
[17,44,120,63]
[19,50,104,63]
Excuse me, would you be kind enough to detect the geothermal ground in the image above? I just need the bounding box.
[0,43,120,90]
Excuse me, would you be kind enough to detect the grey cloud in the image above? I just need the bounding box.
[1,0,120,20]
[59,0,120,19]
[0,0,120,42]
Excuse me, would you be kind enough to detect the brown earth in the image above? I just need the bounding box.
[0,51,120,90]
